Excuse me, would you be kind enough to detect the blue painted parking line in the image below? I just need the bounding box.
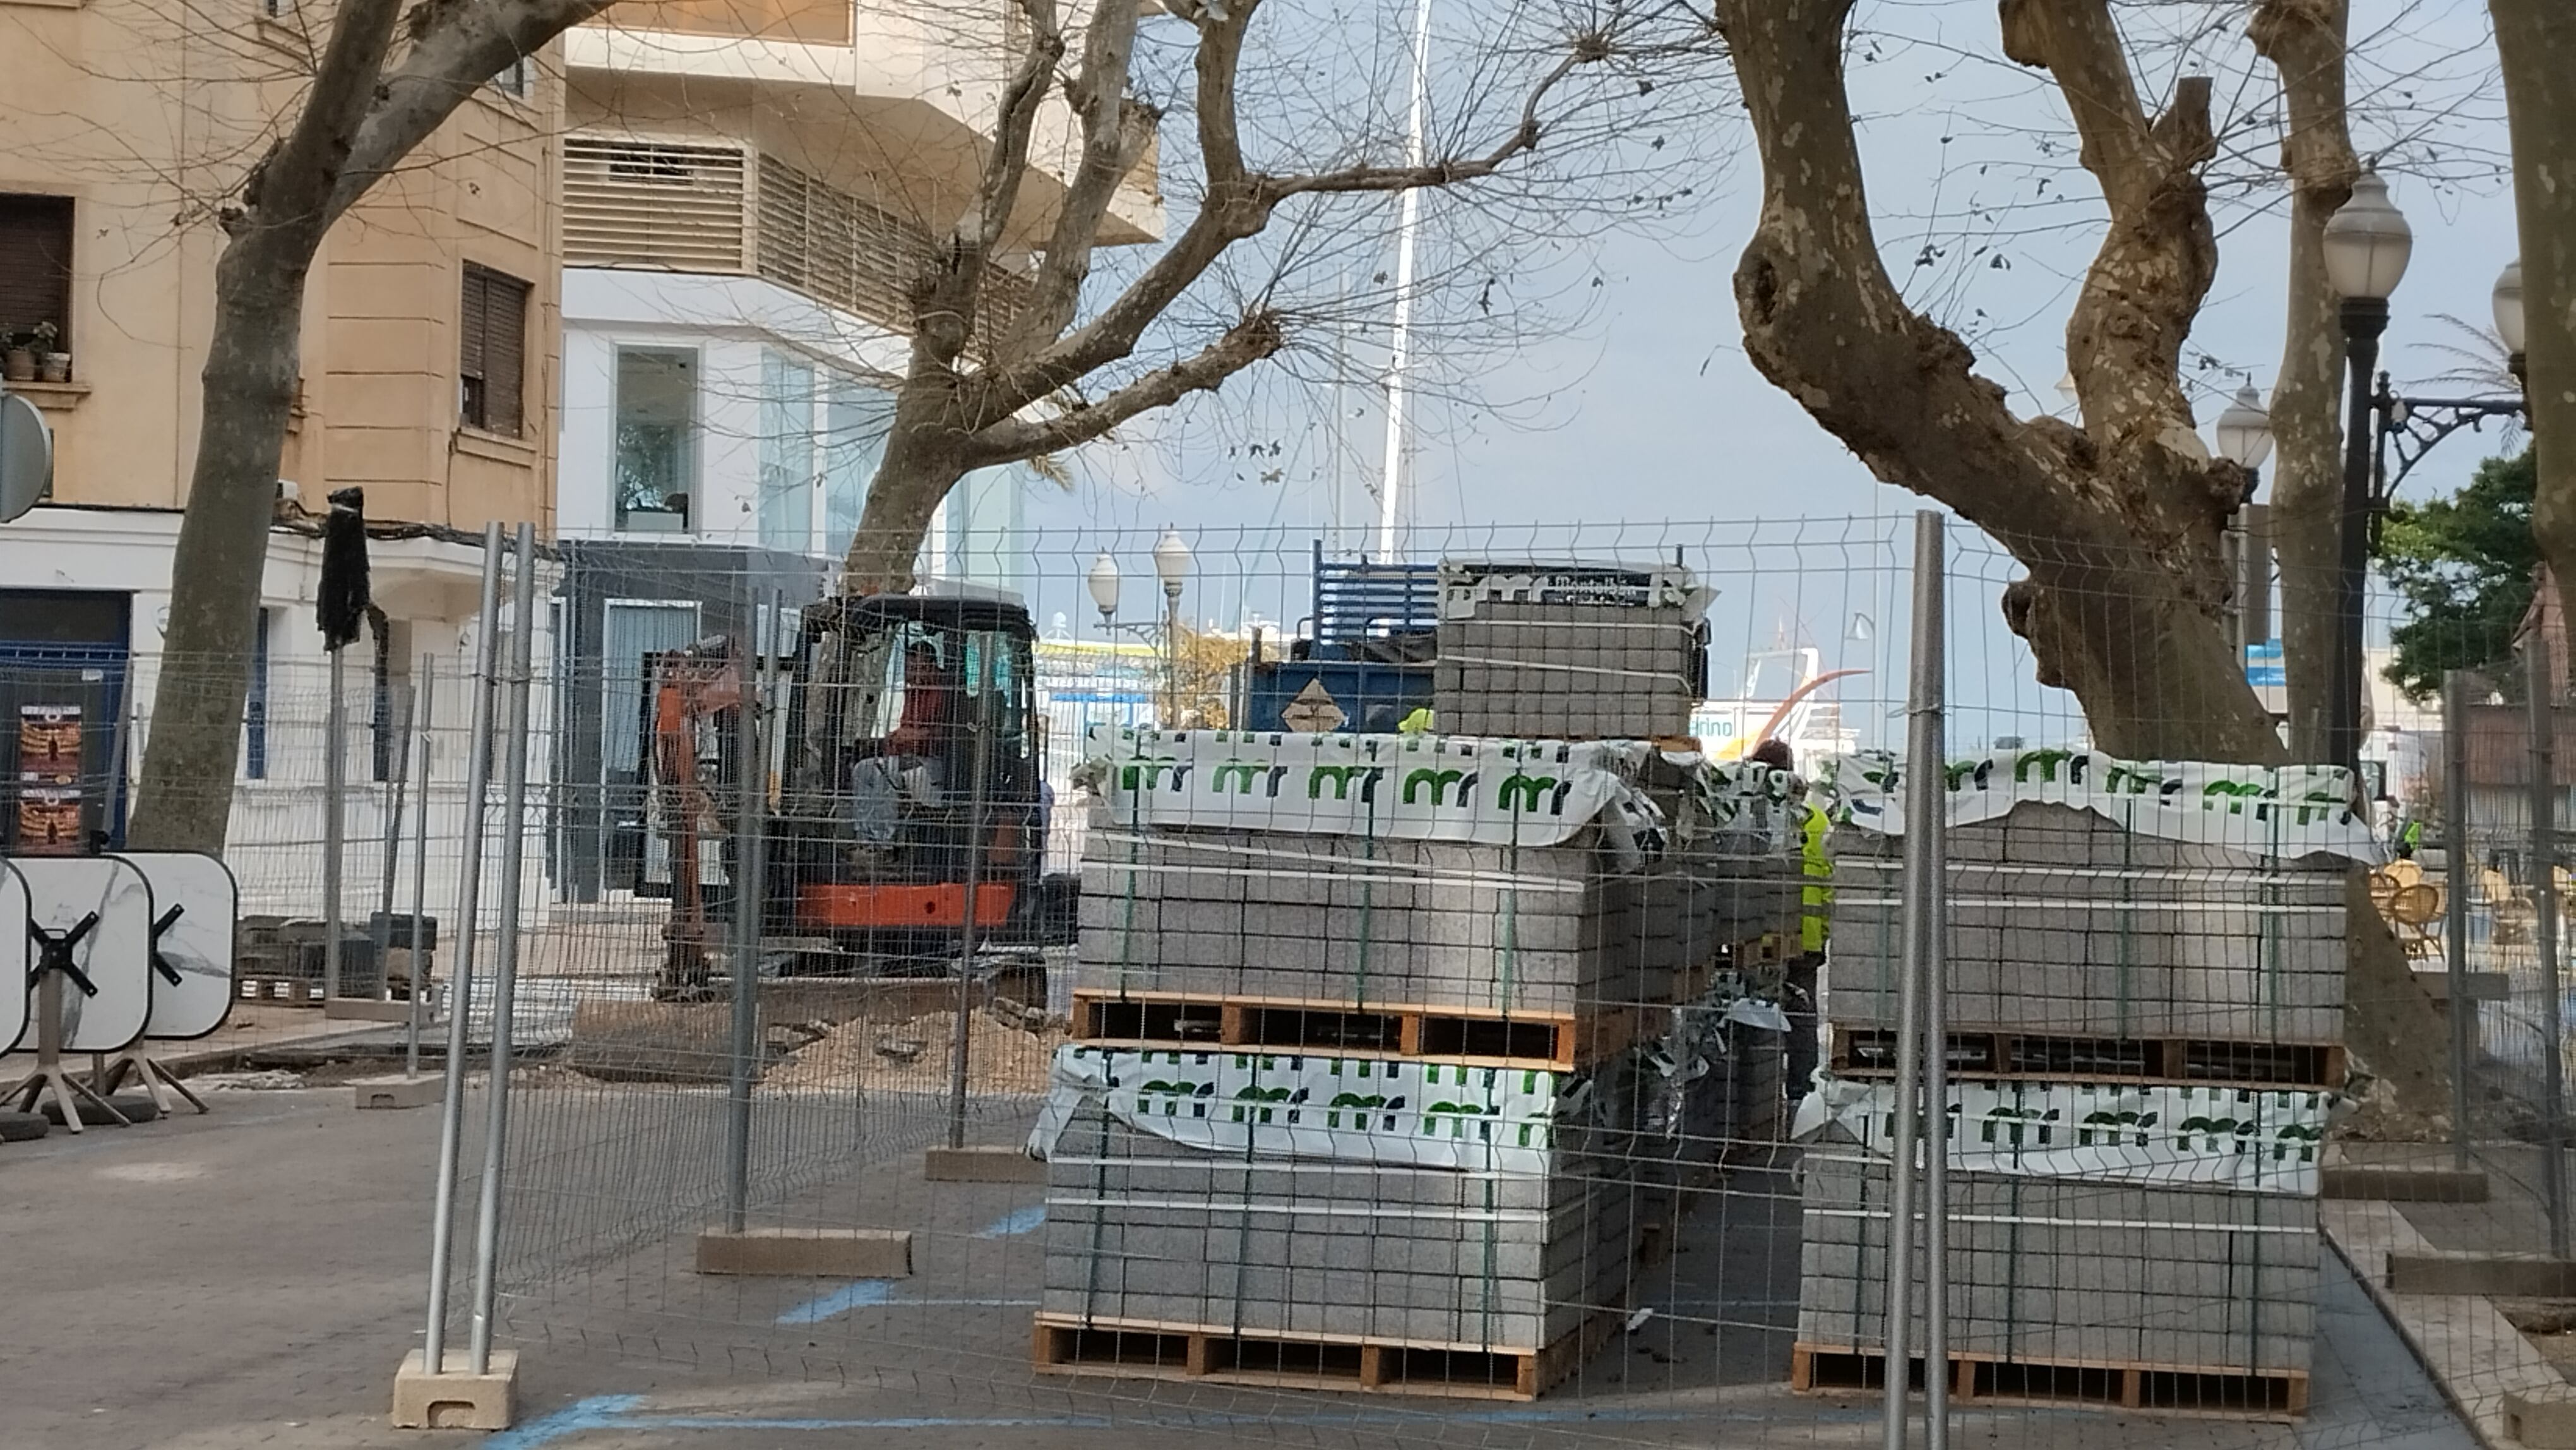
[776,1279,895,1323]
[482,1396,1859,1447]
[975,1204,1048,1238]
[777,1278,1039,1324]
[480,1395,645,1449]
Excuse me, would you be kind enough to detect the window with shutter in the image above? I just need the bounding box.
[459,263,532,437]
[0,195,75,353]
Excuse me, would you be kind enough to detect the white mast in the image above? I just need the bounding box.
[1375,0,1433,563]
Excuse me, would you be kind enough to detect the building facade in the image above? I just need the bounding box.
[0,0,561,876]
[543,0,1156,899]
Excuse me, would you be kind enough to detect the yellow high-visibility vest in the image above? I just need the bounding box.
[1798,802,1833,954]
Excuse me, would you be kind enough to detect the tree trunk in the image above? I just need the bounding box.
[2494,0,2576,676]
[839,398,971,596]
[126,234,313,853]
[1716,0,2284,766]
[2253,0,2357,764]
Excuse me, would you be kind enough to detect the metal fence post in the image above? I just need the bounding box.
[467,522,540,1374]
[374,679,415,1002]
[2444,669,2473,1170]
[948,639,999,1151]
[422,525,504,1372]
[406,657,438,1081]
[1914,512,1950,1450]
[1885,510,1945,1450]
[325,641,347,1001]
[723,589,775,1233]
[2531,640,2568,1257]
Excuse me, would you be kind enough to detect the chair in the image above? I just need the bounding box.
[2387,882,2445,958]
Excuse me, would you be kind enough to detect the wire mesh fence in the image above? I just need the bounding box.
[8,512,2568,1447]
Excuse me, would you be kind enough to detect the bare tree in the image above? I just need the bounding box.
[2493,0,2576,666]
[833,0,1706,594]
[131,0,617,853]
[1712,0,2278,764]
[1712,0,2457,1124]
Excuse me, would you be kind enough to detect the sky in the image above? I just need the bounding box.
[1011,0,2522,746]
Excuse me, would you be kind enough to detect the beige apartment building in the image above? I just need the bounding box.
[0,0,1156,899]
[0,0,564,865]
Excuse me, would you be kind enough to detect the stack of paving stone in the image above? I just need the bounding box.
[1431,561,1708,741]
[1791,751,2371,1415]
[1037,1050,1644,1358]
[1032,728,1794,1397]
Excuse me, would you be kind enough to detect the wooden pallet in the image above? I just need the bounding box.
[236,974,325,1006]
[1791,1343,2308,1420]
[1032,1310,1618,1401]
[1071,989,1640,1072]
[1830,1028,2345,1091]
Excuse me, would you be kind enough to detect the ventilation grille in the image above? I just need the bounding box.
[564,136,749,273]
[564,134,1029,352]
[754,153,1029,352]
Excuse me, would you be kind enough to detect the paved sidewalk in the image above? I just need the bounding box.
[0,1088,446,1449]
[0,1086,2483,1450]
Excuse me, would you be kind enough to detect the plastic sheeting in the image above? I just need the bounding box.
[1791,1073,2340,1195]
[1030,1043,1580,1175]
[1815,748,2380,862]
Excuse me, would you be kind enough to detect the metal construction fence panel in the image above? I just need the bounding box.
[2,513,2555,1450]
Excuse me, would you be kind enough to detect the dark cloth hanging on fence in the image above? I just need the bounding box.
[318,486,371,649]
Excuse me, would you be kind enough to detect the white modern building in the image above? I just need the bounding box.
[541,6,1160,899]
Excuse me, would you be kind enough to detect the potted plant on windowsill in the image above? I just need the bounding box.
[1,325,35,383]
[39,339,70,385]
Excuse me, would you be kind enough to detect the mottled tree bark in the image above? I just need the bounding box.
[2493,0,2576,685]
[2252,0,2358,763]
[1716,0,2448,1128]
[1713,0,2280,764]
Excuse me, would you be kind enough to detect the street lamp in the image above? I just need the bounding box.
[1152,528,1191,727]
[2213,385,2275,655]
[2324,172,2414,774]
[2496,258,2528,380]
[2215,385,2274,481]
[1085,552,1121,633]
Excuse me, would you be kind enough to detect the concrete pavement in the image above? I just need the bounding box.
[0,1083,2483,1450]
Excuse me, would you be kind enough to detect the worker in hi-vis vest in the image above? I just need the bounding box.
[1750,738,1827,1096]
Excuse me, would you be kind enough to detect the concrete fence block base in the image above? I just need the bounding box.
[924,1146,1046,1183]
[2319,1165,2490,1203]
[391,1348,517,1430]
[2508,1391,2576,1449]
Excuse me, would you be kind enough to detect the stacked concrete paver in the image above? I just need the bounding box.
[1038,709,1800,1395]
[1795,760,2365,1413]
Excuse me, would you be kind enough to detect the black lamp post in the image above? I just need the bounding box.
[2323,171,2415,774]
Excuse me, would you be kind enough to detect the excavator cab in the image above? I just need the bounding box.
[770,592,1049,966]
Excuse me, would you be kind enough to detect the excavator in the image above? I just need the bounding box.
[642,589,1072,996]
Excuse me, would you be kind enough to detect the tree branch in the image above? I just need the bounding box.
[266,0,410,234]
[977,3,1265,416]
[2253,0,2358,762]
[2003,0,2219,455]
[968,309,1285,465]
[1258,45,1587,199]
[1005,0,1152,362]
[335,0,609,219]
[972,0,1068,261]
[989,7,1607,419]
